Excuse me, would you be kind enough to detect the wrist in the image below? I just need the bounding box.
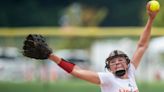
[148,13,157,21]
[58,58,75,73]
[148,17,154,24]
[48,54,75,73]
[48,54,61,64]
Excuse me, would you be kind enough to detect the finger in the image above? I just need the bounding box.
[23,50,32,57]
[26,34,34,40]
[24,40,37,47]
[35,35,46,42]
[146,1,151,11]
[23,50,38,58]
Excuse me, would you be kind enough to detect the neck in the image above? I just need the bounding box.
[118,72,128,79]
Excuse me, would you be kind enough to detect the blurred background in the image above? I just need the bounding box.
[0,0,164,92]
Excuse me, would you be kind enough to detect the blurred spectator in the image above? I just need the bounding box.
[59,2,108,27]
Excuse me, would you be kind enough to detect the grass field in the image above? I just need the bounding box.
[0,80,164,92]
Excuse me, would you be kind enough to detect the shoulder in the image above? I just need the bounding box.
[129,62,136,71]
[128,63,136,78]
[98,72,113,77]
[98,71,115,85]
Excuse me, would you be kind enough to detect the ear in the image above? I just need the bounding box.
[105,60,109,68]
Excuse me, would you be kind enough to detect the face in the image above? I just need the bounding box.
[108,56,128,73]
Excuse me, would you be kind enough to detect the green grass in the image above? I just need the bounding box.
[0,80,164,92]
[0,80,100,92]
[138,82,164,92]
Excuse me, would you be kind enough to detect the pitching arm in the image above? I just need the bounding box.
[131,3,159,69]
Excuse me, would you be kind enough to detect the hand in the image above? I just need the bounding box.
[23,34,52,59]
[146,1,159,20]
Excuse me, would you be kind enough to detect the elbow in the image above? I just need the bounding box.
[137,43,149,50]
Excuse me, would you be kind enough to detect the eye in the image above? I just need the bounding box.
[110,60,115,63]
[118,59,123,61]
[110,59,117,64]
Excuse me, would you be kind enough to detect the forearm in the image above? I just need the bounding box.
[138,17,154,47]
[138,2,159,47]
[48,54,100,84]
[71,66,100,85]
[132,17,154,68]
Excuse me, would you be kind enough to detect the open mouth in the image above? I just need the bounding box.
[116,67,124,70]
[115,70,126,77]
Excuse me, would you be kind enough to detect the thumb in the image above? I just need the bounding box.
[146,1,151,11]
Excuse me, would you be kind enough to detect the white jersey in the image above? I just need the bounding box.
[98,63,139,92]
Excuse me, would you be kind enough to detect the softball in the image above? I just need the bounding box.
[149,0,160,12]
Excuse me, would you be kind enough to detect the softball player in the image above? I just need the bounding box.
[23,2,159,92]
[48,3,159,92]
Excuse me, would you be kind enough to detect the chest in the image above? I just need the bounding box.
[111,78,138,92]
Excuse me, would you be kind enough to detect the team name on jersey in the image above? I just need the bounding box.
[119,88,139,92]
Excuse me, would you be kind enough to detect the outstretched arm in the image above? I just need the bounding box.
[131,3,159,69]
[22,34,100,85]
[49,54,100,85]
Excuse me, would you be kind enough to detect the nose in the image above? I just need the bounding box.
[115,60,120,65]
